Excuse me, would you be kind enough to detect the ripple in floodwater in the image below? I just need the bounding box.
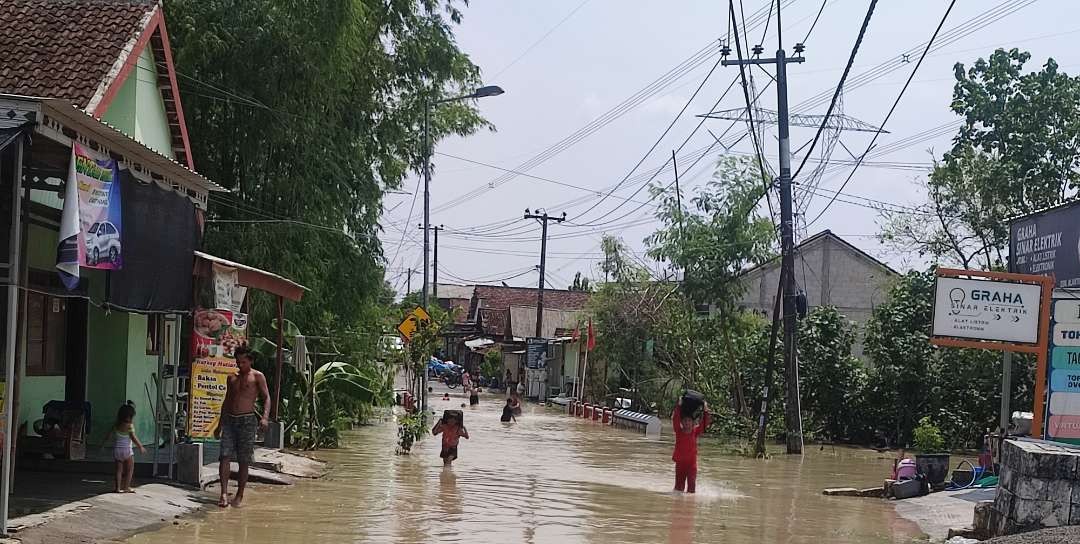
[127,391,925,543]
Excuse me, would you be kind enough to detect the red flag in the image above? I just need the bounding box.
[587,319,596,351]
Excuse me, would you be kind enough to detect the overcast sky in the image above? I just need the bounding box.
[379,0,1079,295]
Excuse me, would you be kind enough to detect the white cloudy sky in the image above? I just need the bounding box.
[380,0,1079,295]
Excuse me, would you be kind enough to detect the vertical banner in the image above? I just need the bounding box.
[56,144,122,288]
[188,309,248,438]
[188,357,235,438]
[211,263,242,311]
[1047,295,1080,445]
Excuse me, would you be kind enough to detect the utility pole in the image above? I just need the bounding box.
[419,224,444,302]
[405,268,414,295]
[721,2,805,453]
[523,209,566,338]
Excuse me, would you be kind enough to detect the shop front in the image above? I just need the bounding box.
[0,95,223,533]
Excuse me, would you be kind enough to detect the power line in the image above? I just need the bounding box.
[490,0,592,79]
[570,55,728,220]
[807,0,959,227]
[792,0,878,181]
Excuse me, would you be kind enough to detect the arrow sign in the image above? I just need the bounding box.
[1012,315,1021,323]
[994,314,1002,321]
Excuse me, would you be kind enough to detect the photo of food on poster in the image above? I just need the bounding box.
[192,308,248,360]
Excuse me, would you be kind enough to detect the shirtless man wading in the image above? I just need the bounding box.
[215,345,271,508]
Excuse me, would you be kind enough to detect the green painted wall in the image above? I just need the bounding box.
[26,224,56,270]
[125,314,157,444]
[17,376,64,431]
[86,305,128,445]
[100,47,175,159]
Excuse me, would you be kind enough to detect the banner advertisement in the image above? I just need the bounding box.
[188,357,236,439]
[188,309,248,439]
[192,308,248,359]
[56,144,122,289]
[1009,201,1080,287]
[1047,294,1080,445]
[211,263,246,312]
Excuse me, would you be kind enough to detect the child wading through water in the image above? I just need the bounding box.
[672,396,709,493]
[432,411,469,466]
[102,401,146,493]
[501,398,517,422]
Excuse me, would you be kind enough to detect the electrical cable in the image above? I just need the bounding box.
[792,0,878,181]
[807,0,958,227]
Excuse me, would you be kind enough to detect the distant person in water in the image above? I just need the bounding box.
[469,388,479,406]
[672,397,709,493]
[432,413,469,466]
[501,398,517,422]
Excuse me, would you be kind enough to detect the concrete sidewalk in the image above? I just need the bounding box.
[892,487,997,541]
[4,482,208,544]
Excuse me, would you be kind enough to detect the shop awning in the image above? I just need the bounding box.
[193,252,307,302]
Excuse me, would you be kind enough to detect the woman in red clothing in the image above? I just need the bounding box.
[672,397,709,493]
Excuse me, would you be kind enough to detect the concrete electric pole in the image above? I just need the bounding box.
[523,209,566,338]
[719,2,805,454]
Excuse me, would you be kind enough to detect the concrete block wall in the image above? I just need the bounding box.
[734,233,895,361]
[985,440,1080,536]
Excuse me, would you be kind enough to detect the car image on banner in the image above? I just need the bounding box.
[85,221,121,265]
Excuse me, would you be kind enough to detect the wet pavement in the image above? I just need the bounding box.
[127,388,926,543]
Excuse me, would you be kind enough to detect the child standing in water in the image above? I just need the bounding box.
[102,401,146,493]
[432,412,469,466]
[672,397,709,493]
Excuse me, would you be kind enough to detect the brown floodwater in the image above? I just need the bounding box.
[128,392,926,543]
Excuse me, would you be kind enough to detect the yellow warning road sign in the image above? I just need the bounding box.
[396,306,432,342]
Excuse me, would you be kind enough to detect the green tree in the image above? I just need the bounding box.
[165,0,489,364]
[646,155,775,417]
[798,306,866,441]
[881,49,1080,268]
[862,270,937,446]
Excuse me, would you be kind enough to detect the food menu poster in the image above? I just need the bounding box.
[1046,296,1080,445]
[192,308,248,360]
[188,357,237,439]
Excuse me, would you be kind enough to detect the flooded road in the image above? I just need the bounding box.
[129,391,925,543]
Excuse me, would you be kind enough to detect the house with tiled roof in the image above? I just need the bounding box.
[441,284,591,399]
[0,2,255,518]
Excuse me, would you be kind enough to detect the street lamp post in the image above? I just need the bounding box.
[420,85,504,411]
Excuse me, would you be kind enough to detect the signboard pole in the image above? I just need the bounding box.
[1000,351,1012,434]
[1033,279,1053,438]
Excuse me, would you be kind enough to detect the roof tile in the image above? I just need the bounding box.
[0,0,156,108]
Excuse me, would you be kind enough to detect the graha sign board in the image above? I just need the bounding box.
[1009,201,1080,287]
[932,277,1043,344]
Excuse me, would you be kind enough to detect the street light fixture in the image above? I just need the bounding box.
[419,84,504,411]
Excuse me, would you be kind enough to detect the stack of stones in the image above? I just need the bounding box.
[984,439,1080,536]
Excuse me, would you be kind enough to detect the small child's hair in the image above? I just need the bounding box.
[115,400,136,428]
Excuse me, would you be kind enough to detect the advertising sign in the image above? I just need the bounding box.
[188,357,236,439]
[192,308,248,359]
[526,337,547,369]
[188,309,247,439]
[56,143,123,288]
[1009,201,1080,287]
[932,277,1043,344]
[1046,294,1080,445]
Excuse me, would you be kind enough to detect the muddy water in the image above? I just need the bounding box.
[128,393,925,543]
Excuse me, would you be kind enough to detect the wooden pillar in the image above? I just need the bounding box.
[273,295,284,421]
